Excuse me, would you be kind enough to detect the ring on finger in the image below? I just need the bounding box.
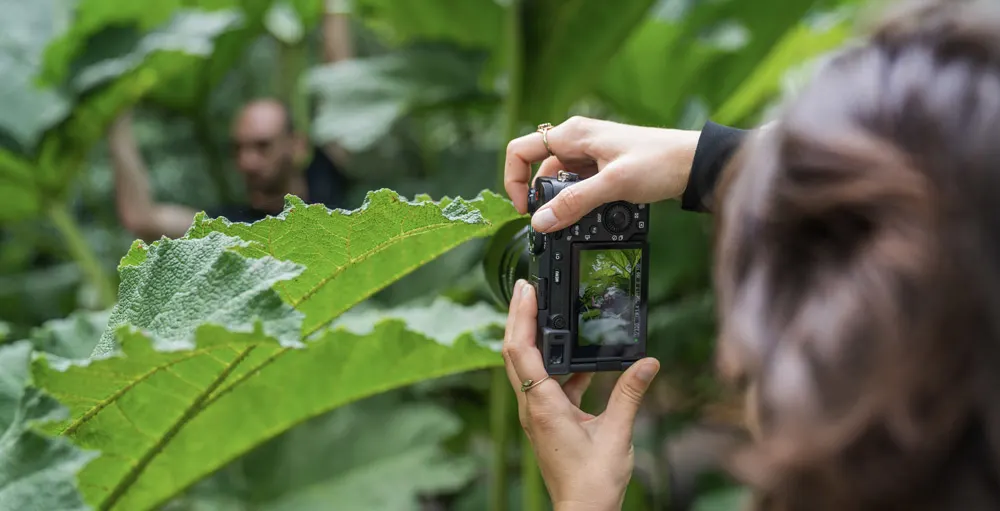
[520,375,552,393]
[536,123,554,157]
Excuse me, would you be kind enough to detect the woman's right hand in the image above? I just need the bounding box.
[504,116,702,233]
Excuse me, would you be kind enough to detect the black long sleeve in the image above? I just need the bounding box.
[680,121,749,213]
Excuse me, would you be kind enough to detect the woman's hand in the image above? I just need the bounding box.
[504,116,701,233]
[502,279,661,510]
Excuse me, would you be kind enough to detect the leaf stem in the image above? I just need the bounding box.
[490,367,512,511]
[47,202,116,308]
[496,0,526,193]
[522,437,547,511]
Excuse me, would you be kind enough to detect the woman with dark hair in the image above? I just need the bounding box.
[500,0,1000,509]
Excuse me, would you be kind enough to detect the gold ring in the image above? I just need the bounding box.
[520,375,552,393]
[537,123,554,157]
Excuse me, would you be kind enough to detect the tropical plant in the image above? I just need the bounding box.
[0,0,866,510]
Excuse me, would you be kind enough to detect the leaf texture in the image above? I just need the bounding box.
[36,189,519,510]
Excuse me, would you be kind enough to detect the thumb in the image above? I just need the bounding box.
[603,358,660,432]
[530,167,625,233]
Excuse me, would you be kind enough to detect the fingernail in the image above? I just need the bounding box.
[532,208,557,232]
[522,281,534,297]
[513,279,524,296]
[636,360,659,382]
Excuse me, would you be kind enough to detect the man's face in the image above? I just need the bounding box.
[229,103,298,193]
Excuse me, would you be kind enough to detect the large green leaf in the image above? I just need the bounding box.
[712,10,853,126]
[305,46,496,152]
[0,0,74,151]
[70,9,245,93]
[183,189,522,338]
[29,309,111,360]
[0,7,242,224]
[353,0,503,52]
[34,189,518,510]
[167,396,478,511]
[0,341,97,511]
[598,0,840,128]
[518,0,657,123]
[36,304,504,510]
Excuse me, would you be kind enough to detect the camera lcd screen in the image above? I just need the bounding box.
[576,248,641,346]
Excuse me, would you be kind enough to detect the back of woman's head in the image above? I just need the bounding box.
[714,1,1000,509]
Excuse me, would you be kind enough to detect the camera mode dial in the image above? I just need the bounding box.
[603,203,633,233]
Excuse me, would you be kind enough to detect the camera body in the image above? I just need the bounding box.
[527,171,649,374]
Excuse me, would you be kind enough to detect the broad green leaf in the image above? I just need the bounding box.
[712,12,853,126]
[171,397,478,511]
[0,321,9,342]
[35,302,504,511]
[0,341,97,511]
[598,0,833,128]
[71,9,245,92]
[29,309,110,360]
[305,46,496,152]
[35,189,517,510]
[518,0,657,123]
[0,0,73,150]
[186,189,522,337]
[353,0,503,52]
[92,232,305,356]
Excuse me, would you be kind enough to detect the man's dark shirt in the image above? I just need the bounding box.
[680,121,748,214]
[206,146,349,223]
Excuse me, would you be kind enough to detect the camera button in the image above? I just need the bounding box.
[554,251,562,261]
[571,224,581,236]
[589,225,598,235]
[535,277,548,309]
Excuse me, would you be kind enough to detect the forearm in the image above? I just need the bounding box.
[108,112,194,240]
[109,113,157,228]
[322,0,354,63]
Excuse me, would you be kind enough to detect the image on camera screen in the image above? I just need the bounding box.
[577,248,641,346]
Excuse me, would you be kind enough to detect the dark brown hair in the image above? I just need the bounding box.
[714,1,1000,509]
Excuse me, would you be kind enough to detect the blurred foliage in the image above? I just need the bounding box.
[0,0,869,509]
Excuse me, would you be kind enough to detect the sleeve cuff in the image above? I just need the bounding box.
[681,120,748,213]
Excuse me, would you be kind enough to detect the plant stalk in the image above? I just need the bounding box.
[490,367,512,511]
[496,0,525,193]
[48,203,116,308]
[522,438,546,511]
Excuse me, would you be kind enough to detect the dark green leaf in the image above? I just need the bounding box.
[173,397,478,510]
[0,0,73,150]
[305,46,496,152]
[29,309,110,360]
[0,341,97,511]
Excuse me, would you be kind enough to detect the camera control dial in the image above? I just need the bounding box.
[603,203,633,233]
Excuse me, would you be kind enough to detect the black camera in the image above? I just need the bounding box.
[484,171,649,374]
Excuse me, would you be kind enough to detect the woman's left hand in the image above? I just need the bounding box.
[502,279,661,511]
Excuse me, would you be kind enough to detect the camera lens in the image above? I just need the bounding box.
[483,219,532,306]
[603,203,632,233]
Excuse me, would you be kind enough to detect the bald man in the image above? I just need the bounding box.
[110,9,354,241]
[108,100,350,240]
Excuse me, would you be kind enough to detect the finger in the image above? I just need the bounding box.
[601,358,660,436]
[505,117,598,213]
[562,372,595,408]
[507,281,563,403]
[503,280,527,403]
[530,164,627,233]
[505,133,549,214]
